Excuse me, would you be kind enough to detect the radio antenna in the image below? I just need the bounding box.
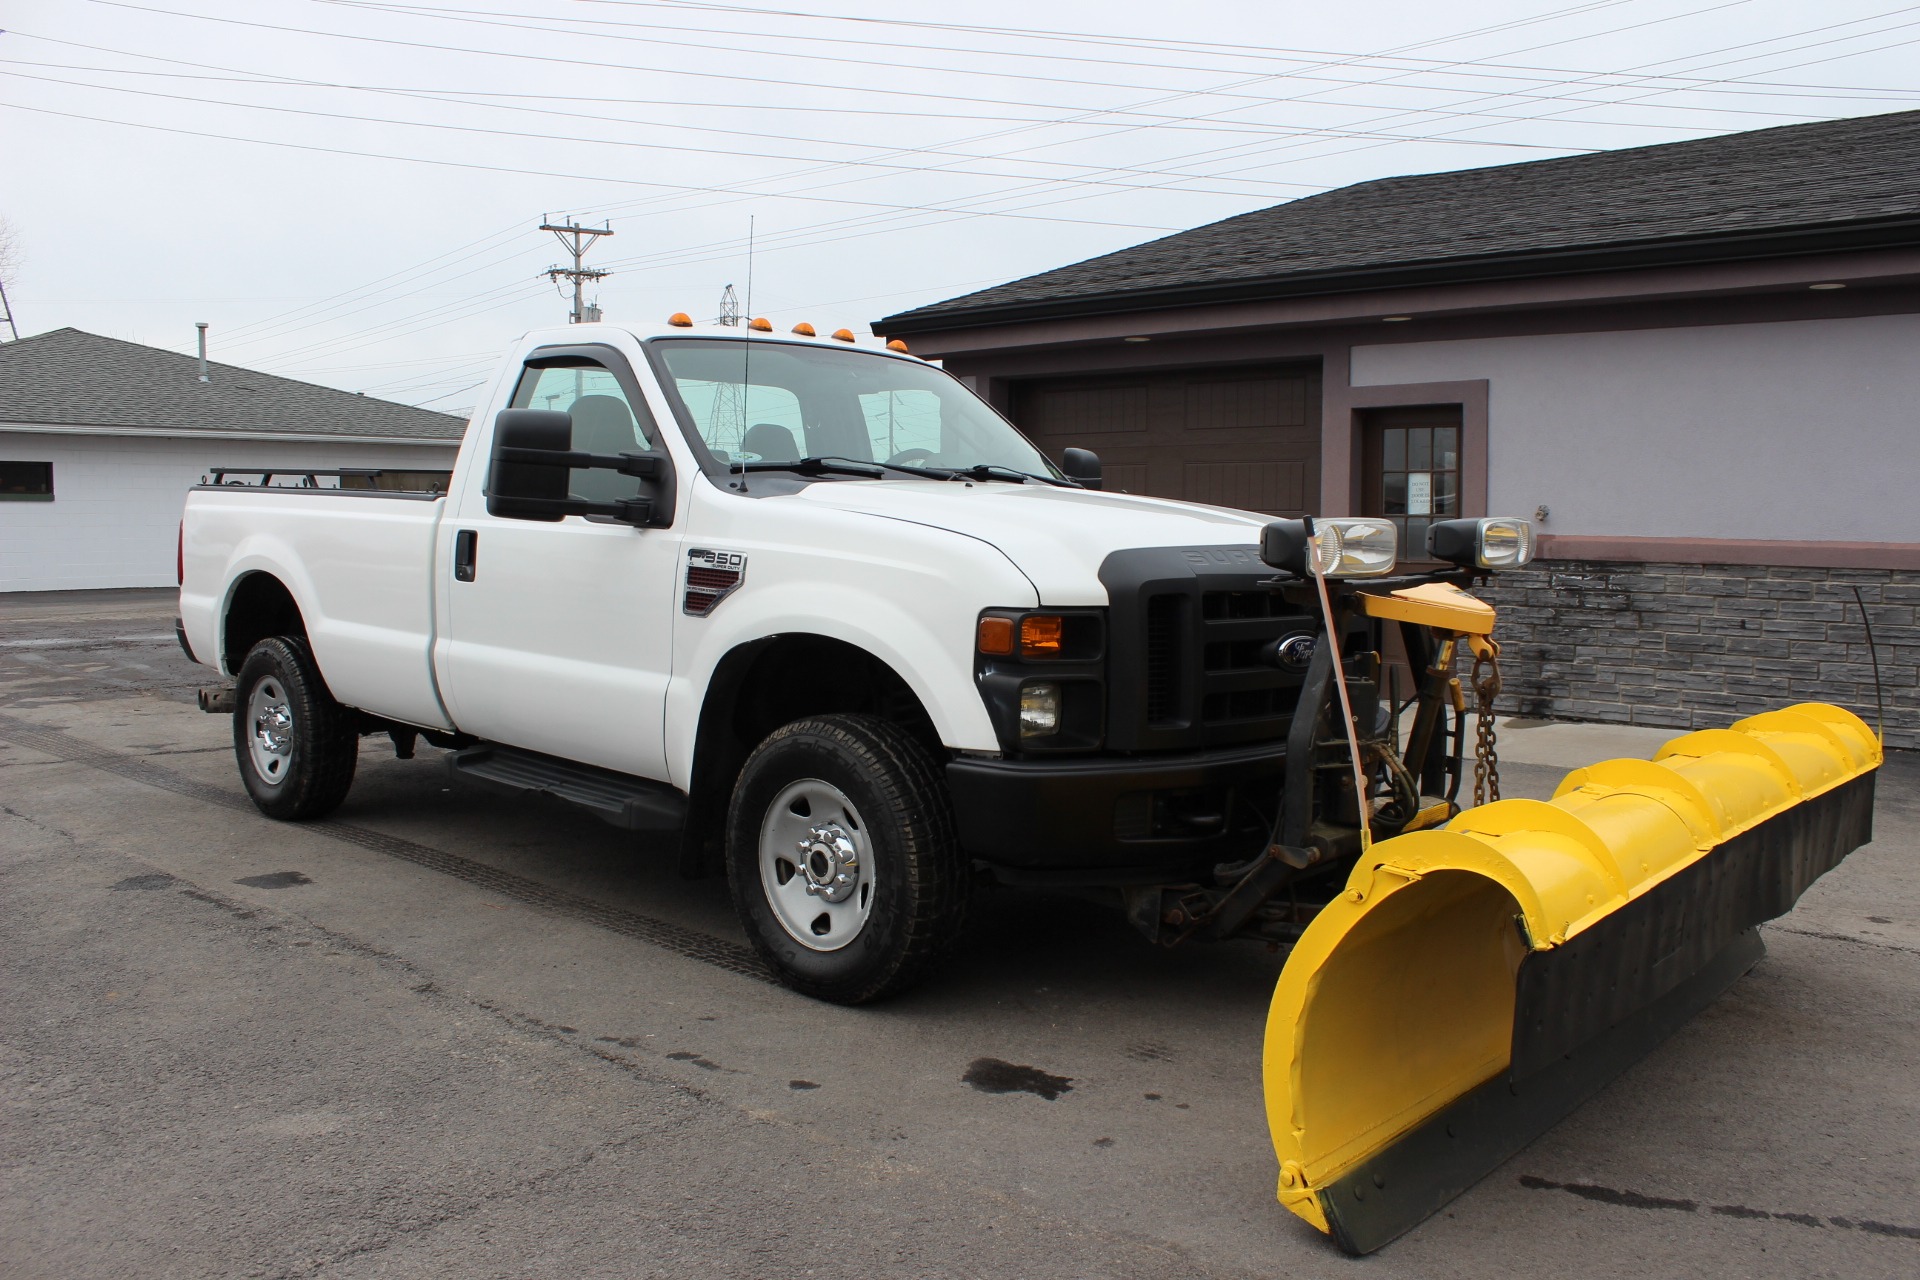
[736,216,756,496]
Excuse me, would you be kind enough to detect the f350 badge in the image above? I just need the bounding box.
[684,547,747,616]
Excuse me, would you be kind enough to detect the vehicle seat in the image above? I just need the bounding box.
[741,421,799,463]
[569,395,640,502]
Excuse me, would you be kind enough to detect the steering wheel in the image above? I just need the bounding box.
[886,448,938,467]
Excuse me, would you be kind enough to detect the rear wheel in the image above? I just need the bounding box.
[726,714,966,1004]
[232,637,358,820]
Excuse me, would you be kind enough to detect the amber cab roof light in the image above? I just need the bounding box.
[791,322,816,336]
[667,312,694,327]
[886,339,910,353]
[830,328,857,343]
[748,316,773,332]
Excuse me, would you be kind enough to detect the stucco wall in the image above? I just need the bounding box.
[0,432,461,592]
[1350,311,1920,544]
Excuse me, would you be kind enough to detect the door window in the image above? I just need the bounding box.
[1361,405,1463,556]
[510,359,657,503]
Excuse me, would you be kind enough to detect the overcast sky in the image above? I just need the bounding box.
[3,0,1917,417]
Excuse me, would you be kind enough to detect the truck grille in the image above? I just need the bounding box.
[1101,545,1315,752]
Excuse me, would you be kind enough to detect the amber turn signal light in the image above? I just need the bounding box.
[976,616,1015,656]
[1019,615,1064,655]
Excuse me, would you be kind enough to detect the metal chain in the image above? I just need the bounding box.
[1472,646,1503,807]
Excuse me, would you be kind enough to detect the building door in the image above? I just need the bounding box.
[1360,404,1464,559]
[1010,365,1321,515]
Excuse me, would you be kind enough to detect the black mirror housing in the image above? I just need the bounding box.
[487,410,572,521]
[485,408,676,527]
[1061,447,1103,489]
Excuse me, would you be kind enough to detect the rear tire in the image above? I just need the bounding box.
[727,714,966,1004]
[232,637,358,820]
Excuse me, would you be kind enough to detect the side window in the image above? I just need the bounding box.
[859,389,942,462]
[673,380,805,463]
[511,359,656,502]
[0,461,54,500]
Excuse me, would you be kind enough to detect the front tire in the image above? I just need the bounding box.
[727,714,966,1004]
[232,637,358,820]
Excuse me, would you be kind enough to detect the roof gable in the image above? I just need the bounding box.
[0,328,468,440]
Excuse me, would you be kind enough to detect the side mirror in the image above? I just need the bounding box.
[1061,447,1103,490]
[487,410,571,522]
[485,408,676,526]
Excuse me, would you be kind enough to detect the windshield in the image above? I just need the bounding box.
[651,338,1062,479]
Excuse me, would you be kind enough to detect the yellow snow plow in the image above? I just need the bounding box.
[1245,523,1882,1253]
[1109,516,1878,1251]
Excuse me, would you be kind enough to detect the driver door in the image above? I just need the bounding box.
[438,345,683,783]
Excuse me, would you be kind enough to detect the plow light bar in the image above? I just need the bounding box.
[1261,517,1398,578]
[1428,517,1535,569]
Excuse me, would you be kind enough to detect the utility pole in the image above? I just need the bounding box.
[540,217,613,324]
[717,283,740,327]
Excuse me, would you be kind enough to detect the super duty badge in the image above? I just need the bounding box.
[684,548,747,616]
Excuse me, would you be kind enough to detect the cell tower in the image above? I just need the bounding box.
[0,277,17,341]
[717,283,740,327]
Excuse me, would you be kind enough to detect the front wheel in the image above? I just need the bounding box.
[726,714,966,1004]
[232,636,358,820]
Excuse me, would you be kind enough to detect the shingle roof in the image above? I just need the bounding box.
[0,328,467,440]
[880,109,1920,333]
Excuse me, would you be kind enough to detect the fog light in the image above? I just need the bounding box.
[1019,682,1061,738]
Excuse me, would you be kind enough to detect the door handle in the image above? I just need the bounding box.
[454,529,478,582]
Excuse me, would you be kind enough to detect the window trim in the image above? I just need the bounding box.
[1340,379,1488,522]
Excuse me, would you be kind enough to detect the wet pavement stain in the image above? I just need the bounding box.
[666,1051,723,1070]
[1520,1176,1920,1238]
[235,871,313,889]
[962,1057,1073,1100]
[112,874,176,891]
[788,1079,820,1091]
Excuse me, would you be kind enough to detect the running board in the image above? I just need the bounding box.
[446,744,686,832]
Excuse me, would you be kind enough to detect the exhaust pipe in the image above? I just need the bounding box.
[198,685,235,714]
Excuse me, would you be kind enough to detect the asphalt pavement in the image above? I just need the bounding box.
[2,588,1915,1279]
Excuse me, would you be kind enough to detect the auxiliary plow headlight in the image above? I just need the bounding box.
[1428,517,1535,569]
[1261,517,1398,578]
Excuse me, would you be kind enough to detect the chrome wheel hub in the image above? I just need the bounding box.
[759,779,874,952]
[247,677,294,785]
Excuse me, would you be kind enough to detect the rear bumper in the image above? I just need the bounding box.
[945,741,1285,880]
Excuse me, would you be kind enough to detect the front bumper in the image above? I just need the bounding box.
[946,741,1286,882]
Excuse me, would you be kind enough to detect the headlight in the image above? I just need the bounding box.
[1428,517,1535,569]
[1018,682,1061,738]
[1260,517,1398,578]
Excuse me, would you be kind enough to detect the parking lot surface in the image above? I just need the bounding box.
[3,588,1915,1278]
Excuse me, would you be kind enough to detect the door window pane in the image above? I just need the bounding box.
[511,361,657,503]
[1364,409,1464,557]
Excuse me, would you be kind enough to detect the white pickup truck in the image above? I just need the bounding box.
[180,318,1533,1004]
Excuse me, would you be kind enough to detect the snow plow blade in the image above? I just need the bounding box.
[1263,702,1881,1255]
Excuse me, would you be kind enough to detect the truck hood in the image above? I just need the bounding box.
[794,479,1269,604]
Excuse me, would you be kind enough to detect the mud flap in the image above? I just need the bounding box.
[1263,703,1882,1254]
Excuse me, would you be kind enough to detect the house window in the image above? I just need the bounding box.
[1360,406,1462,556]
[0,461,54,501]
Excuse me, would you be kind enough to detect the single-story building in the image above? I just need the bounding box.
[1,328,465,592]
[878,109,1920,748]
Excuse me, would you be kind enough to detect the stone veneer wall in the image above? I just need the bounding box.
[1477,560,1916,752]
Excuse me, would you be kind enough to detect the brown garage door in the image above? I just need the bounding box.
[1010,364,1320,515]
